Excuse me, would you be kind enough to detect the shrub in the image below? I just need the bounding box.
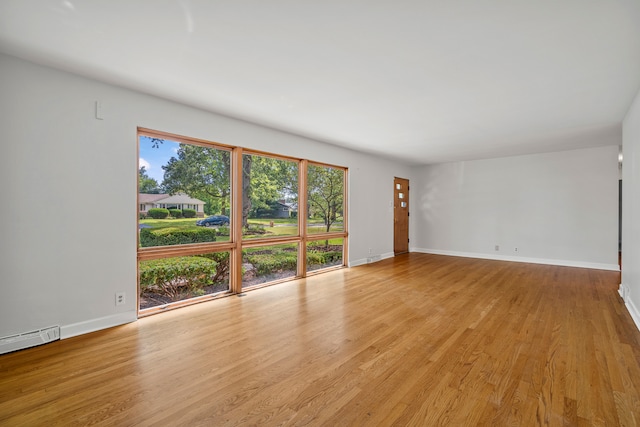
[246,252,297,276]
[139,227,216,247]
[197,252,229,282]
[182,209,197,218]
[307,252,325,265]
[307,243,342,267]
[169,209,183,218]
[216,226,230,237]
[139,256,218,298]
[139,213,147,220]
[307,250,342,265]
[147,208,170,219]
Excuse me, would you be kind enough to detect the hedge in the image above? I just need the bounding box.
[139,227,217,247]
[307,250,342,266]
[245,252,297,276]
[307,250,341,263]
[147,208,170,219]
[216,226,230,237]
[182,209,197,218]
[196,252,229,283]
[139,256,218,297]
[169,209,182,218]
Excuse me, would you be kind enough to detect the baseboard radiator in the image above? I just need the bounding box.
[0,326,60,355]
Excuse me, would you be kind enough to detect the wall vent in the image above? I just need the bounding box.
[0,326,60,355]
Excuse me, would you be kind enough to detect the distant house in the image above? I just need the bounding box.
[272,200,293,219]
[139,193,206,217]
[253,199,295,219]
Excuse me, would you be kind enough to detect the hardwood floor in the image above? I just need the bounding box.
[1,253,639,426]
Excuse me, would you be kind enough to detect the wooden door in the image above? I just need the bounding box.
[394,177,409,254]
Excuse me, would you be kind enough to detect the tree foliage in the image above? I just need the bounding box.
[139,166,161,193]
[160,144,298,226]
[308,165,344,232]
[243,155,298,224]
[155,140,344,232]
[162,144,231,215]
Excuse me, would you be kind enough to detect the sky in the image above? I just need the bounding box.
[138,136,180,183]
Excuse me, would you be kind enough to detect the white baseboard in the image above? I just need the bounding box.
[381,251,395,260]
[349,258,367,267]
[619,283,640,332]
[410,248,620,271]
[624,298,640,330]
[60,311,137,339]
[348,251,395,268]
[626,298,640,332]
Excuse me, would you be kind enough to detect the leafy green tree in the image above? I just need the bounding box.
[162,145,231,215]
[244,155,298,222]
[308,165,344,232]
[139,166,161,193]
[160,142,299,227]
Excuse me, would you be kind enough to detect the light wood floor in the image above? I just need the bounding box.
[1,253,639,426]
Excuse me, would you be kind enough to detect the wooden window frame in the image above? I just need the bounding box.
[137,128,348,316]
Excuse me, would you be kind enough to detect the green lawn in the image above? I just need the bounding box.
[140,217,200,229]
[243,225,298,239]
[140,217,343,238]
[308,237,344,246]
[249,218,296,225]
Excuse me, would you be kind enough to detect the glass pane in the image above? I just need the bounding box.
[398,193,404,199]
[396,183,401,190]
[242,243,298,288]
[242,154,299,240]
[307,164,345,234]
[139,251,230,310]
[138,136,231,247]
[307,238,344,272]
[401,201,407,208]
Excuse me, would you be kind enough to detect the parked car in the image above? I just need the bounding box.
[196,215,230,227]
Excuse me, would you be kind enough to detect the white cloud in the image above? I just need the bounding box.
[139,157,151,170]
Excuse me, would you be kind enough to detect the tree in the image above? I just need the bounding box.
[243,155,298,224]
[139,167,161,193]
[307,165,344,233]
[162,145,231,215]
[160,142,299,227]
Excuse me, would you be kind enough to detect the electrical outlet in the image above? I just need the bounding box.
[115,292,126,306]
[494,245,499,251]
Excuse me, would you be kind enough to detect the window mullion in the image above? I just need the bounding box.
[343,168,349,267]
[297,159,308,277]
[230,147,243,294]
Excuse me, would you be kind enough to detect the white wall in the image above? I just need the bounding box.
[411,146,620,270]
[0,53,410,339]
[621,88,640,329]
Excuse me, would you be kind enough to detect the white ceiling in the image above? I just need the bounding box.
[1,1,639,165]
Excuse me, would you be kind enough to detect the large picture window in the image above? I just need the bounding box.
[137,129,347,315]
